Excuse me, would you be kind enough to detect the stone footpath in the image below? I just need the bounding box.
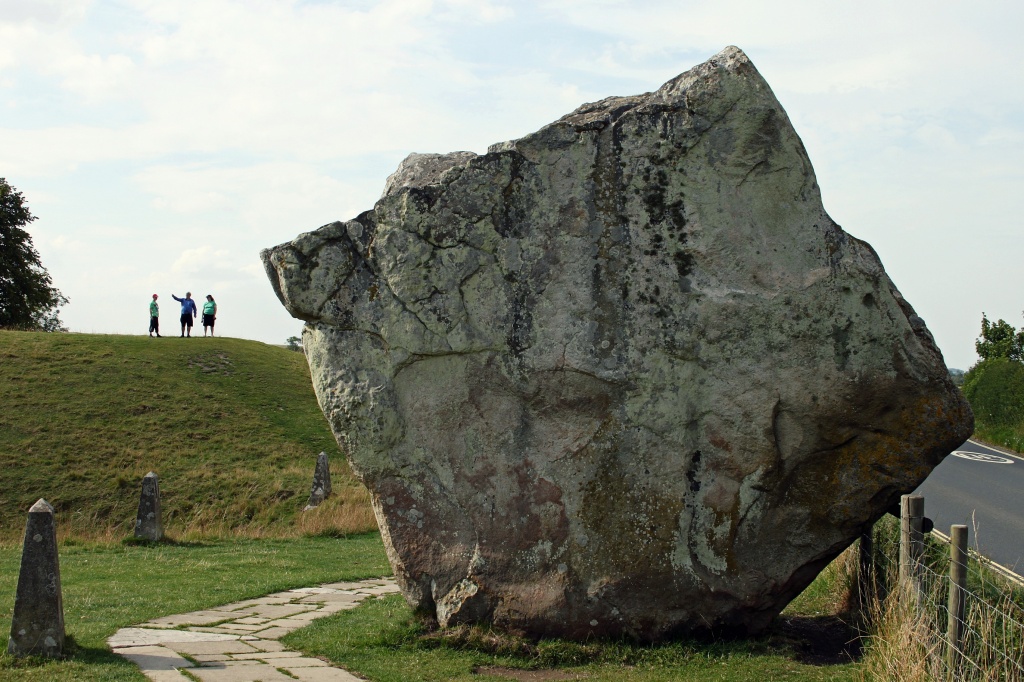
[108,577,399,681]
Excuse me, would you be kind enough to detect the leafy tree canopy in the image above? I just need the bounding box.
[975,313,1024,363]
[963,358,1024,429]
[0,178,68,331]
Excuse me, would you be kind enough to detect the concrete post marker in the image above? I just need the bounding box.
[135,472,164,541]
[303,452,332,511]
[109,577,398,680]
[8,498,65,658]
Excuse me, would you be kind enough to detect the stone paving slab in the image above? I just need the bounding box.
[109,627,241,647]
[115,645,194,671]
[216,623,269,632]
[246,603,318,619]
[279,657,330,668]
[189,626,259,635]
[162,640,260,656]
[188,662,296,682]
[290,667,364,681]
[217,598,293,610]
[254,626,299,640]
[246,639,287,652]
[297,593,362,604]
[110,577,397,681]
[233,650,304,660]
[139,671,193,682]
[320,581,378,590]
[147,610,237,626]
[318,602,362,613]
[282,610,325,622]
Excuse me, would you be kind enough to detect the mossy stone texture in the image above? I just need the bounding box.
[262,46,972,639]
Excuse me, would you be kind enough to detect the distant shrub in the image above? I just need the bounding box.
[964,359,1024,426]
[963,358,1024,450]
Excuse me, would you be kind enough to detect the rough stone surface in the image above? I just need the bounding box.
[261,46,973,639]
[8,499,65,658]
[304,451,333,510]
[135,471,163,541]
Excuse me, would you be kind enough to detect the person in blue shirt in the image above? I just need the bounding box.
[171,292,198,337]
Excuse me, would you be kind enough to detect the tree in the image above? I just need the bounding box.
[975,313,1024,363]
[963,358,1024,432]
[0,178,68,331]
[286,335,303,352]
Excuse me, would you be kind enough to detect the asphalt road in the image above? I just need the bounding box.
[915,439,1024,578]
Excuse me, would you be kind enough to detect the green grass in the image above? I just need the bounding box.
[0,534,391,680]
[281,550,863,682]
[282,593,861,681]
[0,331,376,540]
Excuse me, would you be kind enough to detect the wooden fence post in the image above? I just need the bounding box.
[947,524,968,675]
[858,527,874,608]
[900,494,925,597]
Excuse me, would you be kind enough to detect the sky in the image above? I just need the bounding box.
[1,0,1021,370]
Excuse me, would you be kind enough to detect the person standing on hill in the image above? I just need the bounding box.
[202,295,217,337]
[148,294,161,337]
[171,292,197,337]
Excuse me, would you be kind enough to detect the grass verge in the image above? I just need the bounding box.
[0,533,390,681]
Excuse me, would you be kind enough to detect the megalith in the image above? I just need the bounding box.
[8,499,65,658]
[261,46,973,639]
[304,451,333,510]
[134,472,163,541]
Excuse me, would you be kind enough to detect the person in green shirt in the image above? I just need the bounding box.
[202,295,218,337]
[148,294,161,337]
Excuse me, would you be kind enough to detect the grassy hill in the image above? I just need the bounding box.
[0,331,376,541]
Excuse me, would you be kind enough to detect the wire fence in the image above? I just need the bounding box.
[862,498,1024,681]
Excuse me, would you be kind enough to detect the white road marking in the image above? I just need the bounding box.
[952,450,1014,464]
[966,438,1024,462]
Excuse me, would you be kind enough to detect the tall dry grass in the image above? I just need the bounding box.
[27,481,379,545]
[858,580,942,681]
[856,518,1024,681]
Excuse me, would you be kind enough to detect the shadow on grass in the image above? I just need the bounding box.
[0,635,136,671]
[120,536,211,548]
[416,614,863,670]
[771,614,862,666]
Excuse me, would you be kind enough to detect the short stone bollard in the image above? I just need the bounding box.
[303,452,332,511]
[134,472,163,541]
[8,498,65,658]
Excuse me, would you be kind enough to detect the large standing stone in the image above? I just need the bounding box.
[8,499,65,658]
[304,452,333,510]
[261,46,973,639]
[134,472,163,541]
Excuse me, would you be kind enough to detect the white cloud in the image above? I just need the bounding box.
[2,0,1022,369]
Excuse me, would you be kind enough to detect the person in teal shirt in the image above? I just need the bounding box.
[148,294,161,337]
[202,295,218,337]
